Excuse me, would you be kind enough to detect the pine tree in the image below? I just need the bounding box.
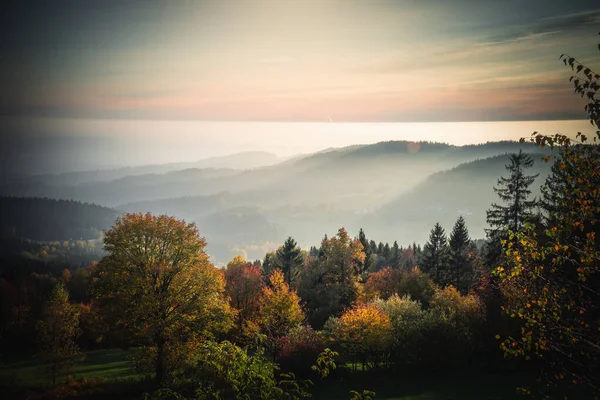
[37,283,82,386]
[420,223,449,285]
[390,241,401,269]
[486,150,539,235]
[275,237,304,287]
[486,150,539,267]
[448,216,473,294]
[358,228,374,274]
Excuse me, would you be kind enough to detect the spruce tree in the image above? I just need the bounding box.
[449,216,472,294]
[486,150,539,235]
[358,228,374,273]
[390,241,401,269]
[275,237,304,287]
[485,150,539,267]
[420,222,449,285]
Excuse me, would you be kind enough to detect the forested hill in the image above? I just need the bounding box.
[364,153,552,243]
[0,197,118,241]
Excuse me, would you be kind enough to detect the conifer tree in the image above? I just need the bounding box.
[390,241,401,269]
[275,237,304,287]
[448,216,472,294]
[358,228,374,274]
[486,150,539,235]
[420,223,449,285]
[485,150,539,267]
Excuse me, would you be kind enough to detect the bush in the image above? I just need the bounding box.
[276,325,325,376]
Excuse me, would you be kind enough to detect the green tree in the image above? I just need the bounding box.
[37,282,82,386]
[486,150,539,235]
[420,223,449,285]
[357,228,374,273]
[275,237,304,288]
[448,216,473,294]
[93,213,233,385]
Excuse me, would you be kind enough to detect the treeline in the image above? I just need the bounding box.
[0,197,117,241]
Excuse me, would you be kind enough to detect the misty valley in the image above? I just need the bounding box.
[1,2,600,399]
[0,140,553,265]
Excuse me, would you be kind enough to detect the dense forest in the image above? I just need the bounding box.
[1,34,599,400]
[0,197,117,241]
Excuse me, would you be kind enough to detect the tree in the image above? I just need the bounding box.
[318,228,366,311]
[357,228,374,273]
[37,282,82,386]
[448,216,473,294]
[224,256,263,333]
[93,213,233,385]
[275,237,304,288]
[390,241,401,269]
[325,303,392,371]
[258,270,305,358]
[497,35,600,397]
[486,150,539,237]
[262,251,280,281]
[420,223,449,285]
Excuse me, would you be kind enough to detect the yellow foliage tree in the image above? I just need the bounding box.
[329,303,392,371]
[93,213,233,385]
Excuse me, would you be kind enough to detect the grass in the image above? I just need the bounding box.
[0,350,569,400]
[0,348,142,388]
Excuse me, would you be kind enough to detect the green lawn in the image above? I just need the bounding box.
[0,350,552,400]
[0,348,141,388]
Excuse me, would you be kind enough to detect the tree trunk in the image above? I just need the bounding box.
[155,335,166,386]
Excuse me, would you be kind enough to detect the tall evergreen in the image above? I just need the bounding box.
[390,241,401,269]
[420,222,449,285]
[485,150,539,267]
[357,228,374,273]
[275,237,304,287]
[449,216,472,294]
[486,150,539,235]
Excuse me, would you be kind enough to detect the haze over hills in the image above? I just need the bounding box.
[0,140,553,264]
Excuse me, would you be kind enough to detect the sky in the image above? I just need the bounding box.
[1,0,599,123]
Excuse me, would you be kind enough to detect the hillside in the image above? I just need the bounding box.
[0,197,118,241]
[363,153,553,244]
[0,141,553,263]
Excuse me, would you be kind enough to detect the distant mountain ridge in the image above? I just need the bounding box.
[23,151,283,186]
[0,141,554,263]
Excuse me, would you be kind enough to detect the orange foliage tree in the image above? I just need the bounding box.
[224,255,263,333]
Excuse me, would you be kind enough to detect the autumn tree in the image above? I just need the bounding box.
[37,282,82,386]
[275,237,304,288]
[258,269,305,358]
[497,35,600,397]
[363,267,402,301]
[324,303,392,371]
[92,213,233,385]
[224,255,263,333]
[420,223,449,285]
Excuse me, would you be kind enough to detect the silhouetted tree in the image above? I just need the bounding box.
[275,237,304,287]
[420,223,449,285]
[448,216,472,294]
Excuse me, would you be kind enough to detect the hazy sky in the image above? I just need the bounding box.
[1,0,599,122]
